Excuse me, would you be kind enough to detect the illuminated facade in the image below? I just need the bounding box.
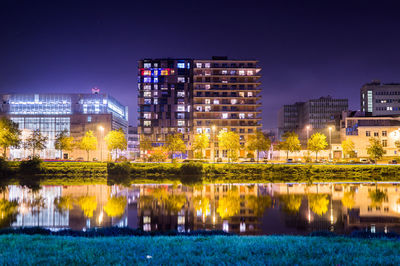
[138,59,193,155]
[360,80,400,116]
[137,57,262,159]
[0,92,128,160]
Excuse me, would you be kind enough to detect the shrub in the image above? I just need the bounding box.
[107,162,131,176]
[180,162,203,176]
[19,157,43,175]
[0,158,11,176]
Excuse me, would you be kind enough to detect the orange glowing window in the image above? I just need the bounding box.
[161,70,169,75]
[143,70,151,76]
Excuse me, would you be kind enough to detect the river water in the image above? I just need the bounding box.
[1,182,399,235]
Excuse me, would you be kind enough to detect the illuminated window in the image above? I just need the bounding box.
[222,70,227,75]
[143,85,151,91]
[205,84,211,90]
[223,220,229,232]
[230,70,236,75]
[161,69,169,75]
[153,77,158,83]
[178,120,185,126]
[177,77,185,83]
[205,63,210,68]
[247,70,254,75]
[196,63,202,68]
[177,113,185,119]
[196,106,202,112]
[177,91,185,97]
[144,77,151,83]
[154,98,158,104]
[144,63,151,68]
[153,91,158,96]
[248,92,253,97]
[143,113,151,119]
[144,92,151,97]
[205,128,211,133]
[143,70,151,76]
[177,63,185,68]
[239,92,244,97]
[177,106,185,111]
[143,224,151,231]
[239,113,245,119]
[205,99,211,104]
[197,128,202,133]
[87,116,92,122]
[205,106,211,112]
[239,70,245,76]
[248,113,254,118]
[231,99,237,104]
[213,99,219,104]
[144,121,151,127]
[222,113,228,119]
[144,99,151,104]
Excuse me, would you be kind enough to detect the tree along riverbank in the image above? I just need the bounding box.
[0,234,398,265]
[3,159,400,183]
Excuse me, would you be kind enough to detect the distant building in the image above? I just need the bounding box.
[278,96,348,144]
[360,80,400,116]
[137,57,262,160]
[127,126,140,160]
[0,92,128,160]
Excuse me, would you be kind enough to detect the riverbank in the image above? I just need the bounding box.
[0,234,398,265]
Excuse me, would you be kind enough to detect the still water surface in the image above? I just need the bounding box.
[1,182,400,235]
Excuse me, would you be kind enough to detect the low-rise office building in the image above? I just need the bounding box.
[0,91,128,160]
[360,80,400,116]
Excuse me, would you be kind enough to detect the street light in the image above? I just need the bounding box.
[211,125,216,163]
[328,126,332,160]
[98,126,104,161]
[306,125,310,140]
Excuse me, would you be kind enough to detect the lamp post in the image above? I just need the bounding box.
[328,126,332,160]
[211,125,216,163]
[98,126,104,161]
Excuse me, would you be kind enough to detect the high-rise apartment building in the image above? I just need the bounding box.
[278,96,348,142]
[137,57,262,159]
[0,91,128,160]
[138,59,193,152]
[360,80,400,116]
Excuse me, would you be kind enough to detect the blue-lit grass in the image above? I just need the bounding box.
[0,235,399,265]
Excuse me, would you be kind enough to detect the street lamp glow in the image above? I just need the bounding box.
[212,125,216,131]
[98,126,104,132]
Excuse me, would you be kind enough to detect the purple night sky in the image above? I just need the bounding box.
[1,0,400,129]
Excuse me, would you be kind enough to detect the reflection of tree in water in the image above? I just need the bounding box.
[193,196,210,215]
[0,199,18,228]
[369,188,387,208]
[217,191,240,219]
[341,191,356,210]
[246,195,271,217]
[139,195,154,210]
[279,194,303,214]
[54,196,74,215]
[308,194,329,216]
[164,195,186,213]
[29,195,46,214]
[103,196,127,218]
[77,196,97,218]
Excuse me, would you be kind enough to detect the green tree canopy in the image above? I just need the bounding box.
[341,139,356,158]
[192,133,209,159]
[105,129,127,161]
[218,131,240,163]
[247,130,271,162]
[165,133,186,162]
[103,196,127,218]
[307,133,328,161]
[277,131,301,160]
[0,117,21,158]
[54,129,74,157]
[308,194,329,216]
[26,130,48,158]
[80,130,98,161]
[367,138,385,163]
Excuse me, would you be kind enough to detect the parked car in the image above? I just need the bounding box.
[286,158,293,163]
[217,158,223,163]
[389,160,397,164]
[360,158,369,163]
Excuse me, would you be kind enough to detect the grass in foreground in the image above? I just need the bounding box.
[0,235,399,265]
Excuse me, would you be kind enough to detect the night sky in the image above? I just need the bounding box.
[1,0,400,129]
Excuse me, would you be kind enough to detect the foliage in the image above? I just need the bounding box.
[0,200,18,228]
[308,194,329,216]
[193,196,210,215]
[19,157,43,175]
[395,141,400,154]
[341,139,356,158]
[368,188,387,208]
[277,131,301,159]
[54,129,74,156]
[105,129,127,161]
[54,196,74,214]
[246,130,271,162]
[341,191,355,209]
[0,158,11,177]
[77,196,97,218]
[139,136,153,158]
[0,118,21,158]
[165,133,186,162]
[246,195,271,217]
[25,130,48,158]
[107,162,131,176]
[218,131,240,163]
[279,194,303,214]
[217,190,240,219]
[367,138,385,162]
[79,130,98,161]
[164,195,186,213]
[148,147,167,162]
[192,133,209,159]
[103,196,127,218]
[180,162,203,176]
[307,133,328,161]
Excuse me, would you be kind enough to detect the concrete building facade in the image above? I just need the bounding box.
[360,80,400,116]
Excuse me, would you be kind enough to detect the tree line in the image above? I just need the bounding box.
[0,117,127,161]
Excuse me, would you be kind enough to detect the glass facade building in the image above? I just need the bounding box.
[0,93,128,160]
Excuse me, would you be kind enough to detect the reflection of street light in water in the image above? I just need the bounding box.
[98,211,104,224]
